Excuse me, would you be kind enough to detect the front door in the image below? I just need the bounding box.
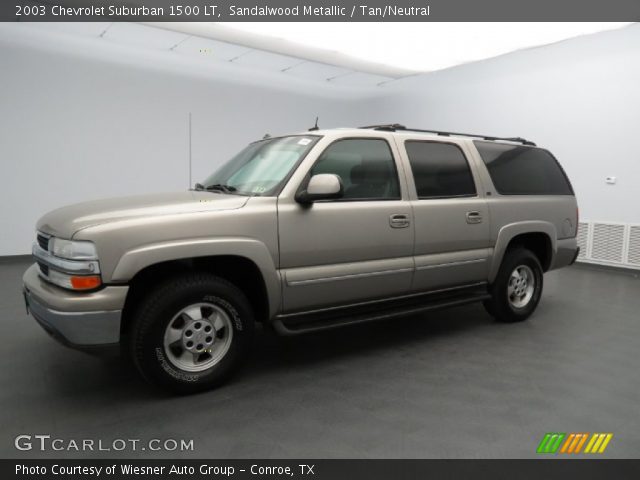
[278,137,415,313]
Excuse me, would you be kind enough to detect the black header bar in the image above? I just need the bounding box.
[4,459,640,480]
[2,0,640,22]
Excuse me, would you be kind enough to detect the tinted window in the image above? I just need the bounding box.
[311,139,400,200]
[474,141,573,195]
[405,141,476,198]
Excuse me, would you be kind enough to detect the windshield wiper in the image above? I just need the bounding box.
[203,184,237,194]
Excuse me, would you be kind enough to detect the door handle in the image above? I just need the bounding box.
[466,211,483,224]
[389,214,410,228]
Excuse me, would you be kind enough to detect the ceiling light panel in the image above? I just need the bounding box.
[173,37,250,60]
[103,23,189,50]
[20,22,112,37]
[329,72,395,87]
[284,62,353,81]
[224,22,634,73]
[231,50,303,72]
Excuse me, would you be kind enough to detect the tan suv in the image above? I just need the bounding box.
[23,124,579,393]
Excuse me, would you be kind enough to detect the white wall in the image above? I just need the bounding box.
[2,23,639,256]
[367,24,640,225]
[0,23,376,255]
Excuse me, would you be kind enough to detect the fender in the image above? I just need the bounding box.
[488,221,557,283]
[111,237,281,317]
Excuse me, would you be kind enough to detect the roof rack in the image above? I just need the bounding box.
[359,124,536,146]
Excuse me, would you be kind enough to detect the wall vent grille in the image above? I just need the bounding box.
[576,221,640,270]
[628,226,640,266]
[577,222,589,260]
[590,223,625,263]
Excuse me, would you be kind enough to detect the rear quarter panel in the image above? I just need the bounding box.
[464,139,578,281]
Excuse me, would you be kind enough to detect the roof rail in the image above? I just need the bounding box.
[359,124,536,146]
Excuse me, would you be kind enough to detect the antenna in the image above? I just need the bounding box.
[188,112,192,188]
[308,117,319,131]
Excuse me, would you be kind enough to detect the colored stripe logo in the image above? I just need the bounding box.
[537,433,613,454]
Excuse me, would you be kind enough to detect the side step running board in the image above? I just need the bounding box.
[272,288,490,336]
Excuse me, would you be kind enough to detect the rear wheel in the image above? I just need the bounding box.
[484,248,543,323]
[130,273,254,394]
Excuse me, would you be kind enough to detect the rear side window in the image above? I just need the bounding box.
[405,141,476,198]
[474,141,573,195]
[311,138,400,200]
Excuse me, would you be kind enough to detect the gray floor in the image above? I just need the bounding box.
[1,258,639,459]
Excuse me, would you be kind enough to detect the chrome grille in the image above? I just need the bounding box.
[36,233,50,251]
[37,261,49,277]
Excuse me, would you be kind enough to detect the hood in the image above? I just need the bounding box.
[37,191,249,239]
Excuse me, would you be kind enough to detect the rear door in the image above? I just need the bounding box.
[398,138,492,292]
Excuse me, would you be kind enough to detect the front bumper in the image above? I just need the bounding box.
[22,264,128,349]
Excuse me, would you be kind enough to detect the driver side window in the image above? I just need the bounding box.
[310,138,400,201]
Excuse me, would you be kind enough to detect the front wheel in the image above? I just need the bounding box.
[484,248,543,323]
[130,273,255,394]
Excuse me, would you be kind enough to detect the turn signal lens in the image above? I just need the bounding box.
[70,275,102,290]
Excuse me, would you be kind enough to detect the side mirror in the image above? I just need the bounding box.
[296,174,344,204]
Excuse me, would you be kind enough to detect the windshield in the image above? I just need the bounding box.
[201,135,320,196]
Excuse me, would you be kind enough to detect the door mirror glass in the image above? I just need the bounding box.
[296,174,343,204]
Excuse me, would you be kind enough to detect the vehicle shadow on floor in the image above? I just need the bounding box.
[248,304,495,373]
[43,303,496,398]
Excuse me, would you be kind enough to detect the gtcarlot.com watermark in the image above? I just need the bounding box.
[15,434,194,452]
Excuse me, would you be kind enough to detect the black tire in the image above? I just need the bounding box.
[484,248,543,323]
[130,273,254,394]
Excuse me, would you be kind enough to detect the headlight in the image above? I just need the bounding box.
[33,235,102,291]
[49,238,98,260]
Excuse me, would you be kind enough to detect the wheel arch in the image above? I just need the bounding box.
[489,222,557,283]
[115,238,281,334]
